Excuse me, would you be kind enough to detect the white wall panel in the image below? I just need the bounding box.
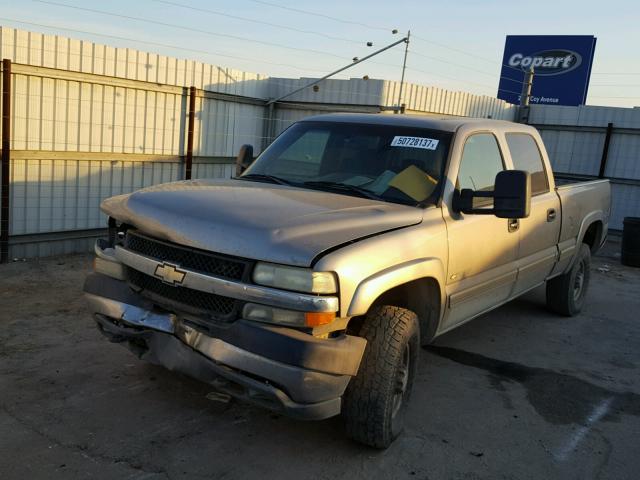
[9,73,186,154]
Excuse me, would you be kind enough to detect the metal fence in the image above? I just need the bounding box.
[1,27,638,261]
[0,62,259,259]
[529,104,640,230]
[0,27,520,260]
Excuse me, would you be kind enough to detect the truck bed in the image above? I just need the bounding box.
[555,177,610,246]
[554,173,605,187]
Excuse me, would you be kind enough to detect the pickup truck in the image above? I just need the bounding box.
[84,114,610,448]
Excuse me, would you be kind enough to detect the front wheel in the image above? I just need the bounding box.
[546,243,591,316]
[342,305,419,448]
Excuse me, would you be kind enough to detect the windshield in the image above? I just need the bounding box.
[242,121,453,206]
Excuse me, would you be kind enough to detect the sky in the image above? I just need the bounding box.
[0,0,639,107]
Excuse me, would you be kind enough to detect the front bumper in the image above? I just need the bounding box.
[84,273,366,420]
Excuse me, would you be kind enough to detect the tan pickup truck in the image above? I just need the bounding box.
[85,114,610,448]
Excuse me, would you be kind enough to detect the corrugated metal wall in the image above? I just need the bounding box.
[10,73,184,154]
[530,105,640,230]
[0,26,520,259]
[270,76,518,120]
[0,27,270,97]
[386,80,517,120]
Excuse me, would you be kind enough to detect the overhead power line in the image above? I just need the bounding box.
[247,0,522,76]
[192,0,545,90]
[409,49,498,78]
[247,0,391,32]
[406,66,496,92]
[21,0,580,101]
[0,17,330,73]
[33,0,354,61]
[150,0,363,45]
[412,34,496,65]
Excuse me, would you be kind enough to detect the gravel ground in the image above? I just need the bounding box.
[1,238,639,479]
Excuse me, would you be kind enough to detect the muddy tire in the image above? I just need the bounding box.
[546,243,591,316]
[342,305,419,449]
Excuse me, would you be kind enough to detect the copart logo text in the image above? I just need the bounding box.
[508,50,583,76]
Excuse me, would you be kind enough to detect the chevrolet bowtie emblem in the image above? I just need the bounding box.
[154,262,186,286]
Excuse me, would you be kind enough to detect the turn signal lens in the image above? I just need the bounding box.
[304,312,336,327]
[243,303,336,328]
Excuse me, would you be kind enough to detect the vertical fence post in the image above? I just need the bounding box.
[1,59,11,264]
[598,122,614,179]
[185,86,196,180]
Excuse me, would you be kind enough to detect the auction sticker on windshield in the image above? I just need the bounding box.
[391,136,439,150]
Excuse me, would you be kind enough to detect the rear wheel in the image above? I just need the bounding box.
[546,243,591,316]
[342,305,419,449]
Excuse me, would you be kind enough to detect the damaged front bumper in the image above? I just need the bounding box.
[84,273,366,420]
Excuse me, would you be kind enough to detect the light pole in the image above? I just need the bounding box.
[396,30,410,114]
[263,33,409,145]
[267,35,409,106]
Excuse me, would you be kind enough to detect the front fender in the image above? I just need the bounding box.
[347,257,446,317]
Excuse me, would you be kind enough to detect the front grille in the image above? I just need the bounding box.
[125,231,250,281]
[127,268,238,321]
[123,230,251,323]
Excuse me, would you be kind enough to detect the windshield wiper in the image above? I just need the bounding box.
[237,173,292,185]
[302,181,382,201]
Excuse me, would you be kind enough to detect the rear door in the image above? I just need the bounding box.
[505,133,561,296]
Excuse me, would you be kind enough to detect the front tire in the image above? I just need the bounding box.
[342,305,419,449]
[546,243,591,316]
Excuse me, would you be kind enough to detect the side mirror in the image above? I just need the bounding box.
[452,170,531,219]
[235,144,254,177]
[493,170,531,218]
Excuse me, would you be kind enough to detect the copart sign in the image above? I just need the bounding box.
[497,36,596,106]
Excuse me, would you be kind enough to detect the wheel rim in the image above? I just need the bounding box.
[392,343,410,418]
[573,260,585,301]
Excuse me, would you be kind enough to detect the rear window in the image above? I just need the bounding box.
[505,133,549,195]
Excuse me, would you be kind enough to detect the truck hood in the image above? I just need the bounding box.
[101,179,423,266]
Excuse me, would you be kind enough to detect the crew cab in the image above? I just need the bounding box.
[84,114,610,448]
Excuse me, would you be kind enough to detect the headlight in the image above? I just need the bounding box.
[252,262,337,294]
[243,303,335,327]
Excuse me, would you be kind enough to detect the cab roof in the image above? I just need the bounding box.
[301,113,520,133]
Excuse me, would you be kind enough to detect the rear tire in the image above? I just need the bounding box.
[546,243,591,316]
[342,305,419,449]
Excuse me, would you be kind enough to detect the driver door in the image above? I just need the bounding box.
[442,132,519,331]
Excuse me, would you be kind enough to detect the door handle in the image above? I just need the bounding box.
[547,208,557,222]
[508,219,519,233]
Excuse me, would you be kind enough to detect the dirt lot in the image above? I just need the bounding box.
[1,238,639,480]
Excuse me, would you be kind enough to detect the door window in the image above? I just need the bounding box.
[457,133,505,195]
[506,133,549,195]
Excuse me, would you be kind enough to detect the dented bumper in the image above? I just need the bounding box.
[84,273,366,420]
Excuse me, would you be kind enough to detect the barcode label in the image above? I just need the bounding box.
[391,136,439,150]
